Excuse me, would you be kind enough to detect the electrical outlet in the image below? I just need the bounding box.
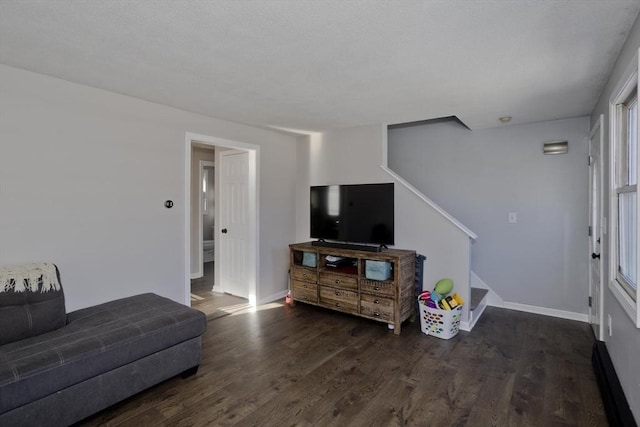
[608,314,612,337]
[508,212,518,223]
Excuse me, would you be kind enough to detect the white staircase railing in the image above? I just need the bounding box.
[380,165,477,240]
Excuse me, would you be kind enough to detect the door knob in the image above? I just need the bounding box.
[221,228,228,234]
[591,253,600,259]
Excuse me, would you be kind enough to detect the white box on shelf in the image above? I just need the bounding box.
[302,252,317,268]
[365,260,392,281]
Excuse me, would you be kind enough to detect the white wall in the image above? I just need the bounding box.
[388,117,590,316]
[295,135,312,242]
[295,124,473,324]
[590,11,640,422]
[0,65,297,311]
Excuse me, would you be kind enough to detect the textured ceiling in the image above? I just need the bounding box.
[1,1,639,133]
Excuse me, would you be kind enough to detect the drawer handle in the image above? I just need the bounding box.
[374,286,380,291]
[374,299,380,304]
[303,284,308,289]
[303,274,308,278]
[335,303,341,307]
[303,296,308,300]
[335,279,341,284]
[373,312,381,317]
[335,291,341,296]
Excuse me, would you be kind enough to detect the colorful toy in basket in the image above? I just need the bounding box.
[430,278,464,310]
[440,293,464,310]
[418,290,438,308]
[434,278,453,295]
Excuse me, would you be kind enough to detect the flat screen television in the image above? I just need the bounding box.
[310,183,394,246]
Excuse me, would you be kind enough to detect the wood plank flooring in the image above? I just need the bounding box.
[78,303,607,427]
[190,262,249,319]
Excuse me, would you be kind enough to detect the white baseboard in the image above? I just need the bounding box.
[461,300,587,330]
[502,301,589,323]
[190,272,203,280]
[469,271,588,324]
[259,290,288,305]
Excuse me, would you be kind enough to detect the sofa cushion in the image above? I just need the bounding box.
[0,293,207,414]
[0,263,65,345]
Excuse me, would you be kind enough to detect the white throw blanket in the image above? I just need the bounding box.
[0,262,61,293]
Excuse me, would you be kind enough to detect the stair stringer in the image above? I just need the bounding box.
[470,271,505,307]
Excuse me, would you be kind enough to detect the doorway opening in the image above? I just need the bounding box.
[184,132,259,315]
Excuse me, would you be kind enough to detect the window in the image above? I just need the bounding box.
[610,51,639,327]
[202,169,208,213]
[616,92,637,297]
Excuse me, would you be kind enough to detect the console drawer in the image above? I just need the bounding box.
[291,266,316,283]
[360,279,395,297]
[318,271,358,290]
[292,280,318,303]
[319,286,358,313]
[360,294,394,321]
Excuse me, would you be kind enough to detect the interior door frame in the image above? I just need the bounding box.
[195,159,216,281]
[184,132,260,307]
[588,114,604,339]
[191,159,215,280]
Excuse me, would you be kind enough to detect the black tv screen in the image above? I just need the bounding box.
[310,183,394,245]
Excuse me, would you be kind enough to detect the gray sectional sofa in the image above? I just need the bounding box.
[0,263,207,426]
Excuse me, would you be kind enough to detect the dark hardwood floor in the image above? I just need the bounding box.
[79,303,607,426]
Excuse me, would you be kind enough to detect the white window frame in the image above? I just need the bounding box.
[608,49,640,328]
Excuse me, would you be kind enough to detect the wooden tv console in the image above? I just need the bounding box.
[289,242,416,335]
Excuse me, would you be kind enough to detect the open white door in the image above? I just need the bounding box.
[588,115,604,339]
[218,149,255,300]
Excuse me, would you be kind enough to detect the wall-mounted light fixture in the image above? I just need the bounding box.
[543,140,568,155]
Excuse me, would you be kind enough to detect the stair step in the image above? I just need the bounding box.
[470,287,488,311]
